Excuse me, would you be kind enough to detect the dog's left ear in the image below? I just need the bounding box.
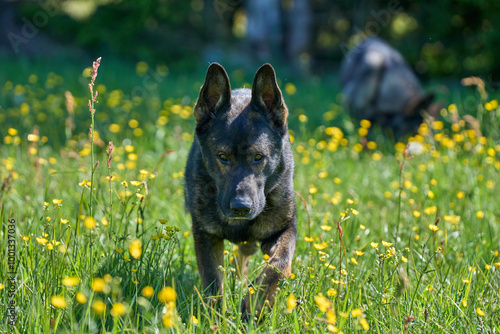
[251,64,288,128]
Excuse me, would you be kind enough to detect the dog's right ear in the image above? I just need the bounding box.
[194,63,231,127]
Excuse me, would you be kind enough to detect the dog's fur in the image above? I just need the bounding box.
[184,63,297,319]
[340,37,440,136]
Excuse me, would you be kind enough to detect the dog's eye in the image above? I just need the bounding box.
[254,154,264,162]
[218,154,229,164]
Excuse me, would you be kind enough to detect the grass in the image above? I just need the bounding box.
[0,56,500,333]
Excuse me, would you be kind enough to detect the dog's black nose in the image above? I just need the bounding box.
[230,199,252,217]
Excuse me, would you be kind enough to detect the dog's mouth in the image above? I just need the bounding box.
[228,216,251,220]
[223,210,259,223]
[224,212,255,222]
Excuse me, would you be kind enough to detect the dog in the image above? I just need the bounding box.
[340,37,440,136]
[184,63,297,320]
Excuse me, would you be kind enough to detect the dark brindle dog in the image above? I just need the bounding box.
[184,63,297,319]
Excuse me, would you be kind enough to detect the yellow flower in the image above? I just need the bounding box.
[355,250,364,256]
[92,278,106,292]
[461,299,467,307]
[52,199,62,205]
[36,237,48,245]
[129,239,142,259]
[163,315,174,328]
[158,286,176,303]
[347,198,354,205]
[285,82,297,95]
[51,295,67,308]
[370,242,379,248]
[321,225,332,231]
[78,179,88,186]
[351,258,359,265]
[326,310,337,324]
[485,264,492,270]
[110,302,126,317]
[62,276,80,287]
[286,294,296,313]
[428,224,439,232]
[476,308,485,316]
[190,315,199,325]
[359,224,366,230]
[424,206,437,215]
[142,286,154,298]
[401,256,408,263]
[386,247,396,258]
[314,294,330,312]
[360,119,371,128]
[382,241,393,247]
[130,180,141,186]
[476,211,484,219]
[327,288,337,297]
[413,210,421,217]
[360,317,370,330]
[304,236,314,242]
[314,242,328,250]
[351,308,363,317]
[248,287,255,294]
[462,278,470,284]
[327,325,338,333]
[494,263,500,269]
[76,292,87,304]
[92,300,106,314]
[60,218,69,224]
[109,124,120,133]
[84,217,96,229]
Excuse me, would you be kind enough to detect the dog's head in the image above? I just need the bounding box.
[193,63,289,222]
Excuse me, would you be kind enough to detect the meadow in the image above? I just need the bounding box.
[0,57,499,333]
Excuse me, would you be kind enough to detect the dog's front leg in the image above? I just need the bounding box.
[193,227,224,297]
[241,223,297,320]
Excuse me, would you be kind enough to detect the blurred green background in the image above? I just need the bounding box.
[1,0,499,76]
[1,0,499,149]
